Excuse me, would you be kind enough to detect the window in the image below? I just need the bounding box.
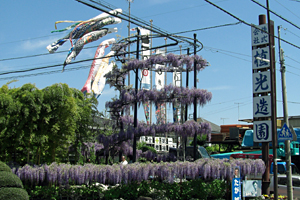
[278,178,287,185]
[278,165,285,174]
[293,178,300,187]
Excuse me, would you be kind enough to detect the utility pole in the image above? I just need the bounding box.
[220,117,228,125]
[266,0,277,196]
[278,25,293,200]
[234,102,242,123]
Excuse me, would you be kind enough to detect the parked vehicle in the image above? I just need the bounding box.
[210,151,243,159]
[169,146,210,161]
[230,153,299,174]
[270,174,300,198]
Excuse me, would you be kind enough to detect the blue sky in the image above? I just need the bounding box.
[1,0,300,126]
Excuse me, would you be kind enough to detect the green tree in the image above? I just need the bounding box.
[0,82,98,165]
[0,82,22,163]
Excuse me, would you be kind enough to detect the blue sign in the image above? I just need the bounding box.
[232,178,241,200]
[279,123,293,140]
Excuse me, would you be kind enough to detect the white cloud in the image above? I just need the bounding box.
[21,37,60,51]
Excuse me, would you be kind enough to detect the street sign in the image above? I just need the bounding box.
[278,123,293,140]
[232,178,241,200]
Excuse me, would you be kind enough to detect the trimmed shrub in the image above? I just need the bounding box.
[0,161,11,173]
[0,171,23,189]
[0,188,29,200]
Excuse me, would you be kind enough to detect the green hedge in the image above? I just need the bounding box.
[0,161,12,173]
[25,179,228,200]
[0,188,29,200]
[0,171,24,189]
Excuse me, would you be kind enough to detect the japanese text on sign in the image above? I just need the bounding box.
[232,178,241,200]
[251,24,269,46]
[253,71,271,93]
[253,96,271,118]
[252,46,270,69]
[253,120,272,142]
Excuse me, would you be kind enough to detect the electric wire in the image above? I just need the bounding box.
[173,22,241,35]
[274,0,300,20]
[283,27,300,39]
[204,0,300,50]
[251,0,300,31]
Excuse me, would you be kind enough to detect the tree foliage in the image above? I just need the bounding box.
[0,82,98,165]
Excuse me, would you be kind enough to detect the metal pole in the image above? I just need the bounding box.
[185,48,189,122]
[150,19,153,125]
[193,33,197,161]
[183,48,190,161]
[266,0,278,197]
[127,0,133,115]
[179,45,184,125]
[258,14,270,195]
[133,28,140,163]
[164,37,167,124]
[278,25,293,200]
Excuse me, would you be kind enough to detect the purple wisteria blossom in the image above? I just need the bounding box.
[14,159,265,186]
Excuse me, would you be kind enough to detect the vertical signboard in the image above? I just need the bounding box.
[155,49,166,124]
[252,23,272,143]
[140,28,151,125]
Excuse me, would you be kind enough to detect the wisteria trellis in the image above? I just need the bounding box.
[13,159,265,186]
[100,50,213,157]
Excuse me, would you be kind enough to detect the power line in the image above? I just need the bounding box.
[0,22,238,63]
[0,33,62,46]
[140,0,230,19]
[0,65,91,81]
[173,22,241,35]
[283,27,300,39]
[251,0,300,31]
[204,0,300,50]
[274,0,300,20]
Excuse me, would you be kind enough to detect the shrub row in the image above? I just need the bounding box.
[25,179,229,200]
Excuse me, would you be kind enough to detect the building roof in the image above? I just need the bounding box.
[197,117,220,133]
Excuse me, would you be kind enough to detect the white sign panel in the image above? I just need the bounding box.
[253,120,272,142]
[243,180,262,197]
[147,136,153,144]
[168,138,173,144]
[252,71,271,93]
[155,49,165,91]
[252,46,270,69]
[140,28,151,90]
[251,24,269,46]
[140,136,145,142]
[253,95,271,118]
[173,71,181,87]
